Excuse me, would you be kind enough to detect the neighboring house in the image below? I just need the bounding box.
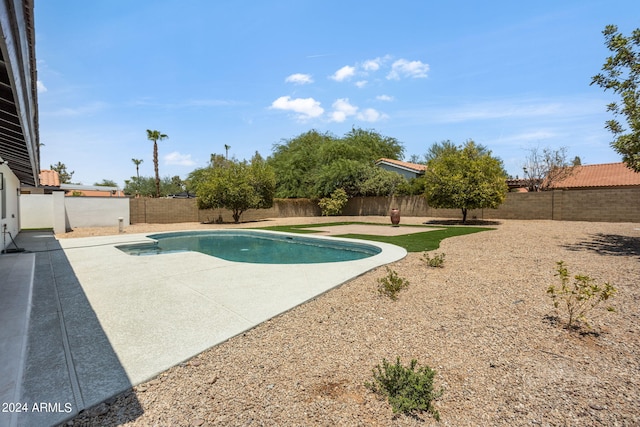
[549,162,640,190]
[0,0,40,251]
[168,191,196,199]
[24,170,126,197]
[375,158,426,180]
[60,183,125,197]
[506,178,529,192]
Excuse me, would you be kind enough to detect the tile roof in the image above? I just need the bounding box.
[65,189,126,197]
[551,162,640,188]
[39,170,60,187]
[376,158,427,173]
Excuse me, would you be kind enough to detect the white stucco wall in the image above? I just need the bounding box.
[0,162,21,251]
[19,194,54,230]
[64,197,129,228]
[20,194,129,233]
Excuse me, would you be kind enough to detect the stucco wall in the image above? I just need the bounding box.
[20,194,130,232]
[64,197,130,229]
[19,194,54,229]
[0,163,21,251]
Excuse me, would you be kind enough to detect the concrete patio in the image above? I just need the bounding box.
[1,228,406,426]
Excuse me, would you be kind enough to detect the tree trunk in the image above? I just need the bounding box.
[232,209,241,223]
[153,142,160,198]
[461,208,467,224]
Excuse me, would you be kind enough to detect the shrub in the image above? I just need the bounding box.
[365,357,442,420]
[547,261,617,329]
[318,188,348,216]
[377,268,409,301]
[423,252,445,268]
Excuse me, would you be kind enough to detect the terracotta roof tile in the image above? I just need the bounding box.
[551,162,640,188]
[39,170,60,187]
[376,158,427,173]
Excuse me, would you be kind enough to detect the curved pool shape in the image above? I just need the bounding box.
[116,230,382,264]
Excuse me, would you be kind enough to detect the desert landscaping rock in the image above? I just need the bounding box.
[59,217,639,426]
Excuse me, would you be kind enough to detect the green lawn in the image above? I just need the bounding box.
[259,222,493,252]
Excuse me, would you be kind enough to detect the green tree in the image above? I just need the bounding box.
[50,161,74,184]
[146,129,169,197]
[124,175,183,197]
[424,140,457,162]
[94,179,118,187]
[591,25,640,172]
[355,166,407,196]
[268,127,405,198]
[269,129,333,198]
[424,140,508,223]
[195,154,276,223]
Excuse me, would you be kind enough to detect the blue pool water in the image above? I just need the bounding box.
[116,230,381,264]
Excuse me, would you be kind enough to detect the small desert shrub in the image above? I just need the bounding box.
[377,268,409,301]
[547,261,617,329]
[423,252,445,268]
[318,188,348,216]
[365,357,442,420]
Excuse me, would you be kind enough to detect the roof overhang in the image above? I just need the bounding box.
[0,0,40,186]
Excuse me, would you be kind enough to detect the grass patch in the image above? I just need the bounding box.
[259,222,492,252]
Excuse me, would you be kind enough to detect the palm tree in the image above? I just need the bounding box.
[131,158,143,180]
[131,158,143,196]
[146,130,168,197]
[225,144,231,160]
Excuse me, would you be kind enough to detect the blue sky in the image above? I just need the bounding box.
[35,1,640,187]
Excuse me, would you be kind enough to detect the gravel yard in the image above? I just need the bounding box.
[60,218,639,426]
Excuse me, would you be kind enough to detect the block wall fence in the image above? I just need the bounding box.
[129,188,639,224]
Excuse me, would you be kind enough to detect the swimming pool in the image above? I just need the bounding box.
[116,230,381,264]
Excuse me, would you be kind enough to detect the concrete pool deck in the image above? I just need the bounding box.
[6,228,406,426]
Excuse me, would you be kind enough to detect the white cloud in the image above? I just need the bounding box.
[164,151,196,166]
[362,57,386,71]
[357,108,388,122]
[37,80,48,93]
[329,98,358,122]
[387,59,430,80]
[355,80,368,88]
[330,65,356,82]
[285,73,313,85]
[270,96,324,120]
[376,94,394,102]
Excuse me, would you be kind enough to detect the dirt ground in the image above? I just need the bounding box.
[60,217,640,426]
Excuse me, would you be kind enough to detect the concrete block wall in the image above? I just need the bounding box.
[560,188,639,222]
[130,198,199,224]
[129,188,640,224]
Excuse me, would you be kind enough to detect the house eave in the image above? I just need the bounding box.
[0,0,40,186]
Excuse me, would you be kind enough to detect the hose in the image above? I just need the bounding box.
[1,229,25,254]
